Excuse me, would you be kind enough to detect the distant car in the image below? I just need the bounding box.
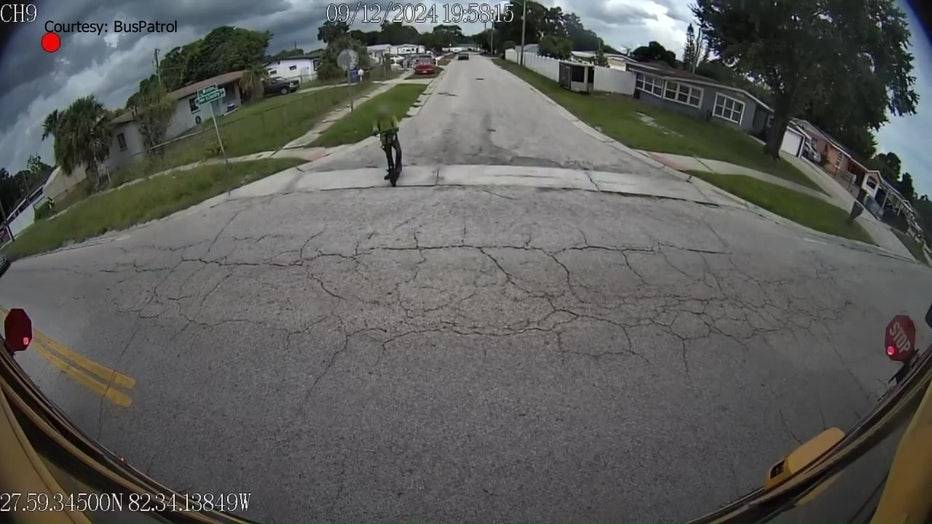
[458,52,469,60]
[0,254,10,277]
[264,77,299,96]
[414,61,436,75]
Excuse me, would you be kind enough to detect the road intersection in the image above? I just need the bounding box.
[1,56,930,522]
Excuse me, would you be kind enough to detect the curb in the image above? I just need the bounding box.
[408,66,447,118]
[495,60,918,264]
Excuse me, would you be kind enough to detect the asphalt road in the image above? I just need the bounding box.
[312,55,675,174]
[2,56,931,522]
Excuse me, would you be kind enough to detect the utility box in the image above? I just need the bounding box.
[558,61,595,93]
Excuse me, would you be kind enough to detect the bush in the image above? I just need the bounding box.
[34,201,53,220]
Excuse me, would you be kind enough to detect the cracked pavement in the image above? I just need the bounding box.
[1,57,931,522]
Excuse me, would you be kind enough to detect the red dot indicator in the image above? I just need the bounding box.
[41,32,61,53]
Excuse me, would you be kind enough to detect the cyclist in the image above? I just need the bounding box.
[372,106,402,185]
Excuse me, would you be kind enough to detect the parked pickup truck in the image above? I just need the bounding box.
[264,77,299,96]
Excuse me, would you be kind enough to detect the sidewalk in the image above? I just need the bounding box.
[77,71,430,201]
[641,151,833,203]
[282,72,416,149]
[295,73,416,94]
[641,150,915,260]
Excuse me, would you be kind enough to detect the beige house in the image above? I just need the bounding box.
[42,164,88,203]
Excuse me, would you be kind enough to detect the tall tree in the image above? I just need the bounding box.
[317,20,349,44]
[871,151,902,182]
[267,47,306,61]
[898,172,916,202]
[693,0,919,160]
[631,41,677,67]
[51,96,113,189]
[135,82,175,155]
[538,35,572,59]
[494,1,547,46]
[683,24,698,69]
[314,32,371,81]
[239,65,270,102]
[432,24,465,48]
[26,155,52,177]
[0,168,22,216]
[378,21,420,44]
[594,43,609,67]
[41,109,61,141]
[564,12,601,51]
[125,26,271,108]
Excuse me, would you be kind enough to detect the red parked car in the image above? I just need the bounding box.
[414,60,435,75]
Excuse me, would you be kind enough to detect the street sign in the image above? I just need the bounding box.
[192,85,230,168]
[195,86,225,105]
[337,49,358,72]
[885,314,917,362]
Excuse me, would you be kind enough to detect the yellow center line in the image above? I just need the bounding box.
[31,331,135,390]
[1,307,136,406]
[28,339,133,408]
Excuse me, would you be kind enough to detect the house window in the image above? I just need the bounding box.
[833,153,841,169]
[663,81,702,108]
[713,93,745,124]
[268,69,277,75]
[189,97,199,113]
[635,74,664,97]
[289,65,297,71]
[117,133,127,151]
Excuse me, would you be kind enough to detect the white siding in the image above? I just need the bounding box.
[104,121,146,172]
[266,58,317,82]
[167,83,242,139]
[504,48,635,95]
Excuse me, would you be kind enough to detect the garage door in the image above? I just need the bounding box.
[781,129,804,156]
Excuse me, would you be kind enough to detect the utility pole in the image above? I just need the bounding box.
[154,48,162,86]
[520,0,527,65]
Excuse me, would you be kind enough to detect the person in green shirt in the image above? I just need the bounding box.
[372,106,402,183]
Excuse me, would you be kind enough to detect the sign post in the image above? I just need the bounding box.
[195,85,229,167]
[337,49,359,112]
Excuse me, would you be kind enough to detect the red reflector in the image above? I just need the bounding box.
[22,337,30,346]
[887,345,896,356]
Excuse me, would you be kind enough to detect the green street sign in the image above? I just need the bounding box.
[195,86,225,105]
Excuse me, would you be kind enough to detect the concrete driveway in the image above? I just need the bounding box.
[2,56,930,522]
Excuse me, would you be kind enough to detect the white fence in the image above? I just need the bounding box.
[504,49,636,95]
[7,199,37,237]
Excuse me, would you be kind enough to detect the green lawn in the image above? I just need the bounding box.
[494,59,821,191]
[893,229,929,265]
[311,83,428,147]
[2,159,302,260]
[108,83,377,188]
[686,171,873,244]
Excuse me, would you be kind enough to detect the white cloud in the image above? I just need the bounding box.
[2,0,930,202]
[876,4,932,197]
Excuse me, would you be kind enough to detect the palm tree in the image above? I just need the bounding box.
[53,96,113,190]
[41,109,61,141]
[239,65,270,102]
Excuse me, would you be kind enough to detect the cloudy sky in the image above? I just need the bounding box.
[0,0,929,194]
